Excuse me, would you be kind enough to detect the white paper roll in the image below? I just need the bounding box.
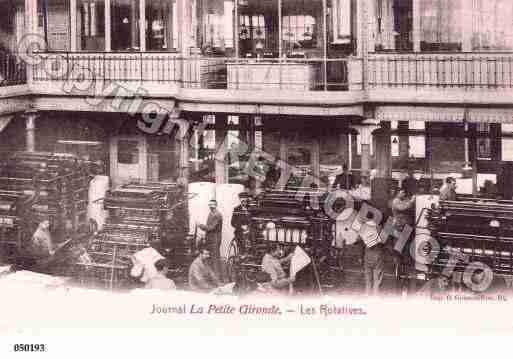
[414,194,440,272]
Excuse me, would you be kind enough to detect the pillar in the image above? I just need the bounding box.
[356,0,370,89]
[139,0,146,51]
[239,116,256,192]
[461,5,472,52]
[105,0,111,51]
[24,0,38,35]
[215,115,229,184]
[412,0,421,52]
[277,131,288,190]
[373,121,392,212]
[25,111,38,152]
[311,133,321,187]
[176,0,191,56]
[70,0,77,51]
[398,121,409,166]
[351,121,379,174]
[375,122,392,178]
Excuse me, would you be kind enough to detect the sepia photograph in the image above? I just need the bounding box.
[1,0,513,356]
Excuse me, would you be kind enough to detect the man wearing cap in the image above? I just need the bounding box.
[231,192,251,253]
[332,163,353,191]
[197,199,224,280]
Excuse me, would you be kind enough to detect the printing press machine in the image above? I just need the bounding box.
[77,182,191,290]
[229,188,410,295]
[0,152,94,272]
[427,198,513,288]
[229,188,346,294]
[0,191,30,260]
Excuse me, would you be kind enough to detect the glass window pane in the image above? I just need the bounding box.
[199,0,235,56]
[40,0,71,51]
[472,0,513,51]
[118,140,139,164]
[146,0,177,51]
[0,1,25,53]
[409,135,425,158]
[502,139,513,161]
[420,0,463,51]
[112,0,140,51]
[77,0,105,51]
[502,124,513,134]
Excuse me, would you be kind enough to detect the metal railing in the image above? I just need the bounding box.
[0,52,27,87]
[31,53,350,92]
[368,53,513,90]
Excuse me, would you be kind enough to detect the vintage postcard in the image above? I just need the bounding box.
[1,0,513,356]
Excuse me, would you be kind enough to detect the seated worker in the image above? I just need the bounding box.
[439,177,457,201]
[350,175,372,201]
[130,243,166,284]
[188,246,221,292]
[24,220,72,272]
[261,243,295,290]
[145,259,176,290]
[30,220,55,258]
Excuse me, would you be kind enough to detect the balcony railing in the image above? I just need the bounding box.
[368,53,513,90]
[31,53,350,92]
[0,52,27,87]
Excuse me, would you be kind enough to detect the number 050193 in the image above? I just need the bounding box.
[13,344,46,352]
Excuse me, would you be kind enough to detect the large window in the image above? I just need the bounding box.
[471,0,513,51]
[420,0,463,51]
[111,0,140,51]
[420,0,513,52]
[0,1,25,53]
[282,15,316,53]
[77,0,105,51]
[502,124,513,162]
[39,0,71,51]
[146,0,178,51]
[198,0,235,55]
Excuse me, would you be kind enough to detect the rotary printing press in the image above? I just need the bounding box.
[0,191,31,261]
[229,188,344,293]
[427,198,513,288]
[0,151,93,271]
[77,182,191,290]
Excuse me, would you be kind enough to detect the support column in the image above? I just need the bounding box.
[375,122,392,178]
[70,0,77,51]
[179,138,190,188]
[356,0,370,89]
[24,0,38,35]
[215,115,229,184]
[277,131,288,190]
[25,111,38,153]
[461,5,472,52]
[105,0,111,51]
[352,121,379,174]
[398,121,409,166]
[311,133,321,187]
[412,0,421,52]
[176,0,191,57]
[373,121,392,211]
[139,0,146,51]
